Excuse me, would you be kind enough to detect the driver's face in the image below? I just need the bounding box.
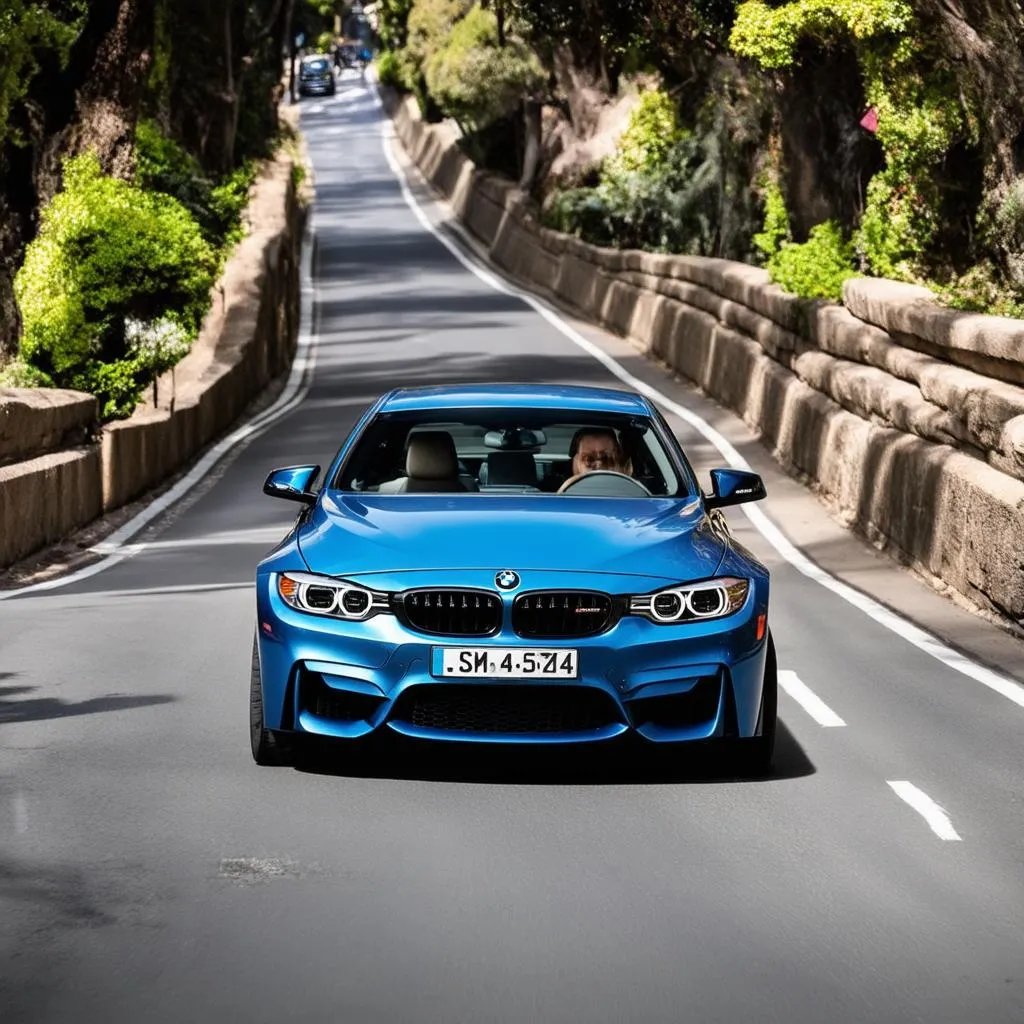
[574,433,625,476]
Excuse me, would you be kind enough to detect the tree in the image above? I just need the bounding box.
[0,0,154,359]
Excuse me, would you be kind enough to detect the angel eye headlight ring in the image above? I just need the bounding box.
[630,577,750,623]
[276,572,389,621]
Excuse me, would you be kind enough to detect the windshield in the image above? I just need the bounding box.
[332,409,694,497]
[302,58,330,73]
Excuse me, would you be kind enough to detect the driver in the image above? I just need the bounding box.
[570,428,633,477]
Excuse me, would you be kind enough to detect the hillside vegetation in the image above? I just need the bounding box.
[376,0,1024,315]
[0,0,337,419]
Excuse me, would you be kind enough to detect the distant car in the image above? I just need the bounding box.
[252,384,776,773]
[298,55,335,97]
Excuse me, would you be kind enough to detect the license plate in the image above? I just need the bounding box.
[432,647,579,679]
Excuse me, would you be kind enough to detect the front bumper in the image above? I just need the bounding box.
[255,574,770,745]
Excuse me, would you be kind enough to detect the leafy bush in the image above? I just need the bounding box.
[208,162,257,248]
[544,189,616,245]
[315,31,336,54]
[424,5,544,132]
[376,49,404,89]
[406,0,471,60]
[767,220,858,301]
[15,152,217,419]
[378,0,415,49]
[134,118,255,250]
[752,178,791,263]
[543,135,725,255]
[609,89,685,176]
[935,262,1024,319]
[730,0,914,70]
[0,359,54,389]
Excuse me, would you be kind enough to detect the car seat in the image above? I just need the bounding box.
[481,451,537,487]
[378,432,474,493]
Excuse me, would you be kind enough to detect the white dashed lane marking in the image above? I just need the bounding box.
[888,781,963,841]
[778,670,847,727]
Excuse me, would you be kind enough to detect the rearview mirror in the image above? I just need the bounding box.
[704,468,766,510]
[263,465,320,505]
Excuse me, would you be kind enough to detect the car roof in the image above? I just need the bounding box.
[377,383,653,416]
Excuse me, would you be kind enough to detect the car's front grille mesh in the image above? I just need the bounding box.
[391,685,620,734]
[396,589,502,636]
[512,591,616,638]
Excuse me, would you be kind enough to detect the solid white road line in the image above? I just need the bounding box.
[887,781,963,841]
[778,670,847,727]
[0,208,321,601]
[369,84,1024,714]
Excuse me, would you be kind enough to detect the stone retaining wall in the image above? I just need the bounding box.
[0,152,303,571]
[387,92,1024,625]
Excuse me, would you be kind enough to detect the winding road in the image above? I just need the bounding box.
[2,75,1024,1023]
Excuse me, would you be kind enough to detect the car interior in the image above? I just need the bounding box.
[341,414,686,497]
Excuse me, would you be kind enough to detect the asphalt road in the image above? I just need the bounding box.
[2,75,1023,1023]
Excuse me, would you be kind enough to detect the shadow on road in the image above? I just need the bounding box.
[0,685,177,724]
[294,718,814,786]
[0,852,115,927]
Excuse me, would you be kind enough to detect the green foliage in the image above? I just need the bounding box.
[0,359,53,389]
[752,178,791,263]
[545,189,616,244]
[401,0,473,119]
[970,176,1024,296]
[543,66,768,262]
[608,89,685,176]
[375,49,404,88]
[425,5,544,132]
[406,0,471,68]
[314,30,336,53]
[544,134,726,256]
[850,63,963,279]
[730,0,913,70]
[768,221,857,301]
[134,118,255,251]
[14,152,218,419]
[209,162,257,248]
[934,262,1024,320]
[0,0,85,147]
[731,0,970,288]
[378,0,415,49]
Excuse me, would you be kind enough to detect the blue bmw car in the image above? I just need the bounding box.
[252,384,776,772]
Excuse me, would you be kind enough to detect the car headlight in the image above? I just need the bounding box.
[276,571,390,621]
[629,577,750,623]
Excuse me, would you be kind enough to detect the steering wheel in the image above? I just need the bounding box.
[557,471,653,497]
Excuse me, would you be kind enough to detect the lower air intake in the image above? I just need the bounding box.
[627,676,722,730]
[391,684,621,734]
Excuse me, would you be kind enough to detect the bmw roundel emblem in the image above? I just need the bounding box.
[495,570,520,591]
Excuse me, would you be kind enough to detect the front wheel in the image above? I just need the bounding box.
[250,634,294,766]
[738,633,777,777]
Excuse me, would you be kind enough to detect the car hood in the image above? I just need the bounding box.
[296,493,727,584]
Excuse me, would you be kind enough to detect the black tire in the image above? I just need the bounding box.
[738,632,777,777]
[250,634,294,766]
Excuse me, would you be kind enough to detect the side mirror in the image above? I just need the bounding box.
[704,468,766,510]
[263,465,320,506]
